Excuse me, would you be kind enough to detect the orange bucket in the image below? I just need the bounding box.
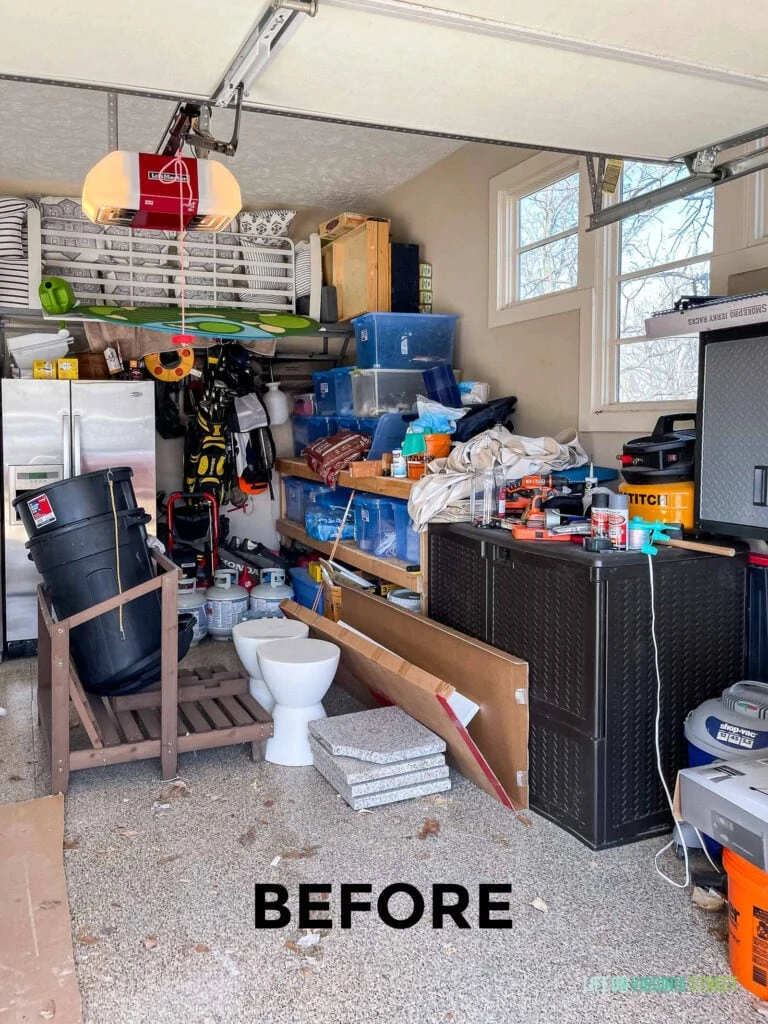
[425,433,451,458]
[723,847,768,998]
[407,456,429,480]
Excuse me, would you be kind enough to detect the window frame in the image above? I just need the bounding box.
[489,153,593,330]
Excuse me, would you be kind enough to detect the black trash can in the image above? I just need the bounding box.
[15,467,137,538]
[15,469,192,696]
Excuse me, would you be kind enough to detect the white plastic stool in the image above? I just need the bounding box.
[232,618,309,713]
[257,638,340,766]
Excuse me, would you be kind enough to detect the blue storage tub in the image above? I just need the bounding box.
[353,495,397,557]
[293,415,337,456]
[284,477,306,523]
[353,312,458,370]
[313,367,355,416]
[305,502,356,543]
[289,566,324,615]
[392,499,420,564]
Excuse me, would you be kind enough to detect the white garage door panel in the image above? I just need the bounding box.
[250,7,768,158]
[412,0,768,80]
[0,0,269,97]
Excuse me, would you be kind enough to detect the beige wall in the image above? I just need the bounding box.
[369,144,586,441]
[370,142,768,470]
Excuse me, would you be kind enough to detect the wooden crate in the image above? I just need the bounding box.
[321,220,391,321]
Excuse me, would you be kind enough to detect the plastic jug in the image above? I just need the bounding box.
[205,569,249,640]
[264,382,289,426]
[249,567,295,618]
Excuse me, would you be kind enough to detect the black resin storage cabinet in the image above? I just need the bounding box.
[428,524,748,848]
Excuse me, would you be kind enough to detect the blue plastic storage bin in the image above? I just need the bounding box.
[293,415,337,456]
[284,477,306,523]
[289,566,324,615]
[392,499,420,564]
[305,502,355,543]
[303,481,333,510]
[313,367,355,416]
[353,313,458,370]
[353,495,397,557]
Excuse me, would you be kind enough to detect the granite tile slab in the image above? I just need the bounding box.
[308,736,445,784]
[346,776,452,810]
[310,738,448,798]
[308,706,445,764]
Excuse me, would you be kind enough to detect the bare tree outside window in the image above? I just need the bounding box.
[616,162,713,402]
[516,172,579,300]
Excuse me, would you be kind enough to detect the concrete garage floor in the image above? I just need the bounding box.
[0,644,759,1024]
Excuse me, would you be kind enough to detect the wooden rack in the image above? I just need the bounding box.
[275,457,428,612]
[37,548,272,794]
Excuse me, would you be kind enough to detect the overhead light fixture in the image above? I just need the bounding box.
[82,152,242,232]
[588,147,768,230]
[212,0,318,108]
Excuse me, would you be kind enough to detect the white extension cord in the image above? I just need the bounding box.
[647,553,720,888]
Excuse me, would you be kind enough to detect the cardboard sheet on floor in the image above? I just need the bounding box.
[0,795,83,1022]
[282,595,529,811]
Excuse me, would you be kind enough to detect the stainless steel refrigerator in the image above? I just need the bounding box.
[1,379,156,653]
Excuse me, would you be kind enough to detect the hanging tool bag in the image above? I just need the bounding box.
[228,392,276,498]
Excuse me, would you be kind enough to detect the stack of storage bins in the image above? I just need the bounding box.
[351,313,458,417]
[301,314,459,456]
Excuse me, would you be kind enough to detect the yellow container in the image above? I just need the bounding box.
[32,360,57,379]
[618,480,695,530]
[57,357,79,379]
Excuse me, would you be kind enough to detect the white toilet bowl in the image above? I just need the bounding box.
[257,638,340,766]
[232,618,309,713]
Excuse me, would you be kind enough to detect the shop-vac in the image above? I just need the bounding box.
[618,414,696,529]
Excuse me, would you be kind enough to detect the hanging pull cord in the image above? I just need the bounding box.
[108,471,126,640]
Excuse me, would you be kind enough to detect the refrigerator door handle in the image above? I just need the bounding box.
[72,413,82,477]
[62,412,73,477]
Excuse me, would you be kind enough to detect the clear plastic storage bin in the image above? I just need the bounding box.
[351,369,424,416]
[353,495,398,557]
[293,415,337,456]
[392,499,420,564]
[353,313,458,370]
[312,367,355,416]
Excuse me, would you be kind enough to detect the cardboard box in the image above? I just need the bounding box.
[57,357,79,379]
[32,360,57,379]
[676,755,768,870]
[319,212,368,241]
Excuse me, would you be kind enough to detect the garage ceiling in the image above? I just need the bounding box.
[1,0,767,160]
[0,81,462,207]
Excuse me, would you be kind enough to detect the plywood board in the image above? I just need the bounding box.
[283,600,517,809]
[0,795,82,1023]
[339,586,529,809]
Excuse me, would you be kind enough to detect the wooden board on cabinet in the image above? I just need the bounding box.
[322,220,391,321]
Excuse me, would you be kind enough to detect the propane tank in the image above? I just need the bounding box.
[249,567,294,618]
[205,569,249,640]
[178,578,208,646]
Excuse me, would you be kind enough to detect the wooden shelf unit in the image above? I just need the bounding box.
[275,458,427,610]
[276,457,412,499]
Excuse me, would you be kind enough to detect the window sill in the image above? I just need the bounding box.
[578,399,696,433]
[488,286,591,329]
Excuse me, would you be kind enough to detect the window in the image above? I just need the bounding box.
[610,162,714,404]
[513,171,580,301]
